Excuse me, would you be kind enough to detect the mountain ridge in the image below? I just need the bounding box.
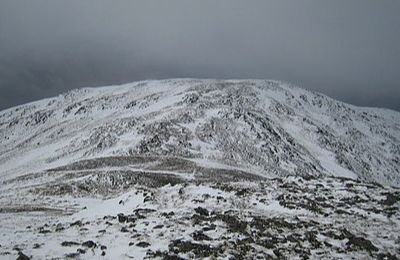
[1,78,399,186]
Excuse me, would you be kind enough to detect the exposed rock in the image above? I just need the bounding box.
[117,213,127,223]
[136,242,151,248]
[194,207,209,216]
[153,225,164,229]
[382,192,400,206]
[70,220,82,227]
[16,252,30,260]
[192,231,212,241]
[169,239,222,258]
[346,236,379,252]
[77,248,86,254]
[120,227,129,233]
[61,241,80,247]
[81,241,96,248]
[64,253,80,258]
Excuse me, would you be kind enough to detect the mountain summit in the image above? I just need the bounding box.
[1,79,399,185]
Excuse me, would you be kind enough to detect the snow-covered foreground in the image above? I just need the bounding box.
[0,171,399,259]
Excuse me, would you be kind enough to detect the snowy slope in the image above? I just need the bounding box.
[0,79,398,185]
[0,79,400,259]
[1,176,399,259]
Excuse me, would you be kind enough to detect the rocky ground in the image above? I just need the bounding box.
[0,158,399,259]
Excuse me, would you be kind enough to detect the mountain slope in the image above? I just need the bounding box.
[0,79,399,186]
[0,79,400,259]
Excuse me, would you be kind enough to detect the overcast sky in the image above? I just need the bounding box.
[0,0,399,111]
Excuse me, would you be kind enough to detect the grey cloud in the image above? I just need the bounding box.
[0,0,399,110]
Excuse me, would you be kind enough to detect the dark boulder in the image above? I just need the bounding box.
[16,252,30,260]
[82,240,96,248]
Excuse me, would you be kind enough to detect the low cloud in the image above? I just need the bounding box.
[1,0,399,110]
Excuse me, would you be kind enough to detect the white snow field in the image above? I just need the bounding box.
[0,79,399,259]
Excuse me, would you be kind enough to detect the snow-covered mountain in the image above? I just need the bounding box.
[0,79,399,259]
[1,79,399,185]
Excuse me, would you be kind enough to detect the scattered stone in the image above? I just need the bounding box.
[133,208,156,218]
[192,231,212,241]
[117,213,127,223]
[131,233,141,239]
[202,224,216,231]
[38,228,51,234]
[77,248,86,254]
[136,241,151,248]
[121,227,129,233]
[169,239,221,258]
[16,251,30,260]
[70,220,82,227]
[194,207,209,216]
[216,196,225,201]
[61,241,80,247]
[382,193,400,206]
[3,171,400,259]
[161,211,175,218]
[55,226,65,232]
[64,253,80,258]
[82,241,96,248]
[153,224,164,229]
